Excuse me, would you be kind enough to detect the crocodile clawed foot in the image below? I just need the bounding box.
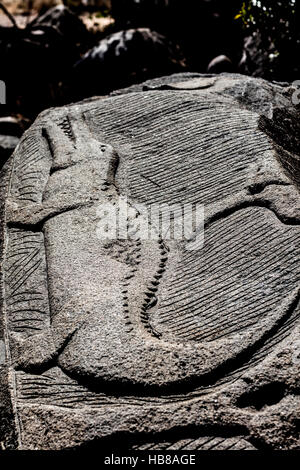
[10,304,85,373]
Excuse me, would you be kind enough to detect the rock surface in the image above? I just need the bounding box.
[1,73,300,450]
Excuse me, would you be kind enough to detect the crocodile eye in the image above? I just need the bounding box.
[100,145,107,153]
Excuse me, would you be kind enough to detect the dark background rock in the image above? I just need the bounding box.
[32,4,90,49]
[207,55,234,74]
[72,28,186,98]
[239,33,271,78]
[1,73,300,450]
[0,117,22,170]
[110,0,243,71]
[0,5,90,118]
[0,134,19,170]
[0,116,22,137]
[236,0,300,83]
[0,0,300,127]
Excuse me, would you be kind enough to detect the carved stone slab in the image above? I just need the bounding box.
[1,73,300,450]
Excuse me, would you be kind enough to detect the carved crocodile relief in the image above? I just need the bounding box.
[1,74,300,450]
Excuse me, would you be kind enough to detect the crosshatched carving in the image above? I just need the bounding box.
[1,73,300,450]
